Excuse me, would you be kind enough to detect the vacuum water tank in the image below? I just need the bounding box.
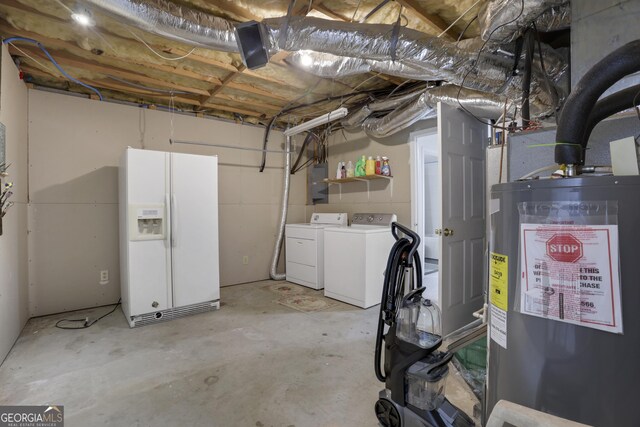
[487,175,640,426]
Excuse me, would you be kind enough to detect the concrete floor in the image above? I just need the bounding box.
[0,281,479,427]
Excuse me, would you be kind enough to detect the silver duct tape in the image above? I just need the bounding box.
[478,0,567,43]
[86,0,238,51]
[534,3,571,32]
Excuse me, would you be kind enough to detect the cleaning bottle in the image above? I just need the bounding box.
[355,155,366,177]
[346,161,355,178]
[365,156,375,176]
[381,157,391,176]
[341,162,347,179]
[375,155,382,175]
[336,161,343,179]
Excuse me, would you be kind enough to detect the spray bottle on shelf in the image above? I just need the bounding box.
[336,161,343,179]
[381,157,391,176]
[375,156,382,175]
[341,162,347,179]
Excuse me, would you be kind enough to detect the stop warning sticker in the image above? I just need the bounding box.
[520,224,622,334]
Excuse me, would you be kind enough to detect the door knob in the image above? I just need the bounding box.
[152,301,159,308]
[443,228,454,237]
[435,229,442,236]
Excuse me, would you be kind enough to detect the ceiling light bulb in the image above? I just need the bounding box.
[300,52,314,68]
[72,12,94,26]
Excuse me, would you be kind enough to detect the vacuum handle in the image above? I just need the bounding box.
[426,352,454,374]
[400,287,425,307]
[391,222,421,265]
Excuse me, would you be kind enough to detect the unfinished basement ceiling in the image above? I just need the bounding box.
[0,0,482,126]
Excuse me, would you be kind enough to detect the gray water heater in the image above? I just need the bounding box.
[487,175,640,426]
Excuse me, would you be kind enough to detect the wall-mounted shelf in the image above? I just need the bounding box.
[323,175,393,199]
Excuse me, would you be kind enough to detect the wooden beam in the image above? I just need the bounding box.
[312,4,348,21]
[9,45,210,96]
[395,0,458,40]
[21,65,269,119]
[0,4,319,93]
[200,65,244,105]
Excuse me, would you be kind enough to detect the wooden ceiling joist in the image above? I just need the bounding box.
[20,64,270,119]
[395,0,459,40]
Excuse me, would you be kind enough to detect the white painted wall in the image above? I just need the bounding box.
[0,45,29,363]
[27,90,307,317]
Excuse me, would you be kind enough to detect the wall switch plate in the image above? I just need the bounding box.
[99,270,109,285]
[242,256,249,265]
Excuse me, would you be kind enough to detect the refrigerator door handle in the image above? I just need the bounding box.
[165,193,171,247]
[171,193,177,247]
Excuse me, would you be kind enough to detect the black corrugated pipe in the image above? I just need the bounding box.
[555,40,640,165]
[521,29,535,128]
[581,83,640,146]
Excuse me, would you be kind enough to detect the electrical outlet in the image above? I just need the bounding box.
[99,270,109,285]
[242,256,249,265]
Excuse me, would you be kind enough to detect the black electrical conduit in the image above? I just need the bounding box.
[290,131,318,174]
[521,28,535,127]
[581,83,640,146]
[555,39,640,165]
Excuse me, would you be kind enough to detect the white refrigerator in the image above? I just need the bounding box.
[119,148,220,327]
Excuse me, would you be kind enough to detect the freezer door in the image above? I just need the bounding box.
[170,152,220,306]
[124,148,171,316]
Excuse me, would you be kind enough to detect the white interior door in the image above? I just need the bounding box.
[171,152,220,307]
[437,102,486,335]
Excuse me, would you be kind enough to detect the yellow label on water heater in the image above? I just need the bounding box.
[490,252,508,311]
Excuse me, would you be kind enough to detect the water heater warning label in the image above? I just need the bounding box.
[489,252,508,349]
[520,224,622,334]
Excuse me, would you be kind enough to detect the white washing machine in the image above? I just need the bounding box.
[285,213,348,290]
[323,213,397,308]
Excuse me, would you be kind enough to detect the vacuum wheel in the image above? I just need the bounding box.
[375,398,401,427]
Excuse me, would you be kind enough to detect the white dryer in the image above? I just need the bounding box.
[285,213,348,290]
[323,213,397,308]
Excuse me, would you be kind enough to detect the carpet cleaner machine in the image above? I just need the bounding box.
[374,222,475,427]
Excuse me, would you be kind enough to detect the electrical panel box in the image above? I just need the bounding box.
[129,204,165,240]
[309,163,328,205]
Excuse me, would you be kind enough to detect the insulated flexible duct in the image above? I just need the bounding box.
[354,85,513,138]
[261,16,558,117]
[269,135,291,280]
[85,0,238,51]
[555,40,640,165]
[478,0,568,42]
[87,0,564,120]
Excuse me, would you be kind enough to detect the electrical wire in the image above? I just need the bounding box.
[2,36,103,100]
[55,299,121,330]
[456,15,478,45]
[437,0,482,38]
[455,0,525,131]
[8,42,55,74]
[129,30,197,61]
